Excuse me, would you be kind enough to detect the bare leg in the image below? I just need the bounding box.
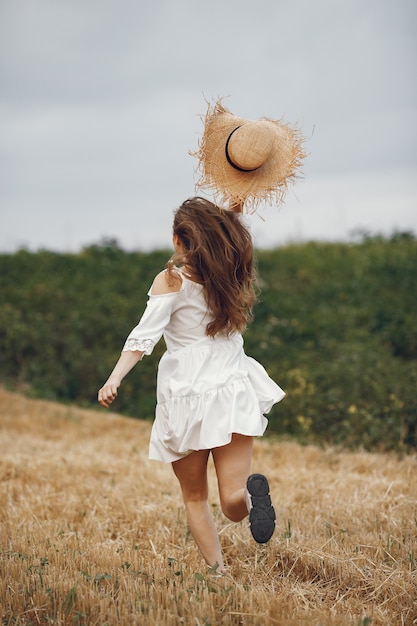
[211,434,253,522]
[214,436,276,543]
[172,449,225,571]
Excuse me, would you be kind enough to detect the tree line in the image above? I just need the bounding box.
[1,233,416,451]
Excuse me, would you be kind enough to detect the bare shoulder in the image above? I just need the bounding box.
[150,269,182,295]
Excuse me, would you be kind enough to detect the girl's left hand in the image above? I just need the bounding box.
[98,380,120,408]
[97,350,143,408]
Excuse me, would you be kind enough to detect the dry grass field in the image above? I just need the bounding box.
[0,388,416,626]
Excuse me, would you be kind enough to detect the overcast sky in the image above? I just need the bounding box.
[1,0,416,252]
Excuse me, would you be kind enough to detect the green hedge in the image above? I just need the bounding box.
[1,233,416,452]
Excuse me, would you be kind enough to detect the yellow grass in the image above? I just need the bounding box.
[0,388,416,626]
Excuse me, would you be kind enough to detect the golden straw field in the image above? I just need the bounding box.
[0,388,416,625]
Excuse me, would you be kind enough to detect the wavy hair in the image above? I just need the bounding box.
[167,197,258,337]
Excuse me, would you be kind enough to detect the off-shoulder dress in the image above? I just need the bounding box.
[122,269,285,463]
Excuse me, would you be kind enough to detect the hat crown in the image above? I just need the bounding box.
[227,121,274,171]
[194,98,305,213]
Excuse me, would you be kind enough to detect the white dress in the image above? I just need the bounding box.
[123,270,285,463]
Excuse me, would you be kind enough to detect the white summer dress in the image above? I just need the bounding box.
[122,269,285,463]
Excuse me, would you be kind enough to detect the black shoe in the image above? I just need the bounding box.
[246,473,276,544]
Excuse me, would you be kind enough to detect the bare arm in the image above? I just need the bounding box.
[98,270,181,409]
[98,349,144,408]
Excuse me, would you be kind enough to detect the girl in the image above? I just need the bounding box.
[98,197,285,574]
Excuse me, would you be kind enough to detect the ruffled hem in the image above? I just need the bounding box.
[149,373,284,463]
[148,333,285,463]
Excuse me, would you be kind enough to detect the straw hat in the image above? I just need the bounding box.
[193,99,305,213]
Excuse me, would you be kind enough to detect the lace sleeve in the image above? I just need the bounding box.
[121,282,181,358]
[122,337,155,355]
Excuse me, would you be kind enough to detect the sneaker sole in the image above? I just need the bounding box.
[247,473,276,544]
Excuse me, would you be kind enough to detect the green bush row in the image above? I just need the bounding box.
[1,233,416,452]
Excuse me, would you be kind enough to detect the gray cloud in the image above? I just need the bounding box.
[1,0,416,252]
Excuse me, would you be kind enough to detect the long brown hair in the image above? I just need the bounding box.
[168,197,258,337]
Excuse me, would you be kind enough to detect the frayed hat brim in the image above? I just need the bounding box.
[192,99,306,213]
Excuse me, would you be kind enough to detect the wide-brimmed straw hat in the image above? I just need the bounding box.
[193,99,305,213]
